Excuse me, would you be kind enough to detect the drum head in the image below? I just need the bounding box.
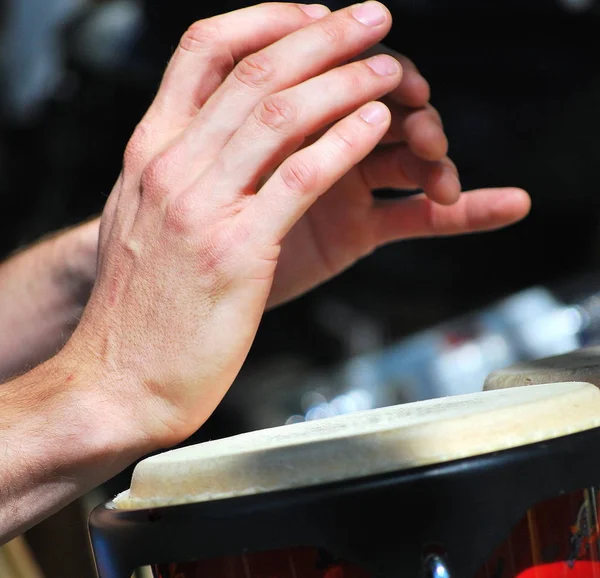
[114,382,600,511]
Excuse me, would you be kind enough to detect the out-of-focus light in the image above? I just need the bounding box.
[285,415,305,426]
[558,0,595,12]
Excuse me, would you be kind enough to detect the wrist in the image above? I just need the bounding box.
[56,338,175,458]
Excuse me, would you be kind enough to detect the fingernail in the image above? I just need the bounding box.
[299,4,330,18]
[366,55,400,76]
[360,102,388,124]
[352,1,387,26]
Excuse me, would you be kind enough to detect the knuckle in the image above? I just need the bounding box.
[164,193,196,236]
[194,227,244,290]
[408,107,443,132]
[179,20,220,53]
[254,94,297,132]
[317,18,346,46]
[233,52,275,89]
[139,151,177,203]
[280,157,317,194]
[428,105,443,126]
[330,127,356,154]
[123,121,152,175]
[345,64,367,90]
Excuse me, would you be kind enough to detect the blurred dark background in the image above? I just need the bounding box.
[3,0,600,575]
[3,0,600,346]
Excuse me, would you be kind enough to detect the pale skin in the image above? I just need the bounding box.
[0,2,531,544]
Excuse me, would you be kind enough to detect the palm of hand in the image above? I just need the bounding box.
[269,166,375,307]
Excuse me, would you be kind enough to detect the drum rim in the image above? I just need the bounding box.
[89,426,600,578]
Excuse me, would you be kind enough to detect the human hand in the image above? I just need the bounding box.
[50,43,530,313]
[266,44,531,307]
[64,2,405,450]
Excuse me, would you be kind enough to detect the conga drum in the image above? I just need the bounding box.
[484,345,600,391]
[89,382,600,578]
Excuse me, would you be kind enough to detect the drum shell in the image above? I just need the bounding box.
[89,428,600,578]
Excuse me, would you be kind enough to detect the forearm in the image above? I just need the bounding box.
[0,351,146,545]
[0,219,99,380]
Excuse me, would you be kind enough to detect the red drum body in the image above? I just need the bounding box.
[154,547,369,578]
